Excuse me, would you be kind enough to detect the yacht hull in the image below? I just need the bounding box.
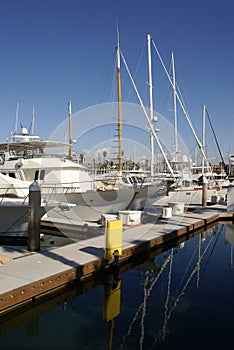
[0,204,46,235]
[44,183,164,222]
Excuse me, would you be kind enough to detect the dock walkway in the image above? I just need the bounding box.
[0,204,233,315]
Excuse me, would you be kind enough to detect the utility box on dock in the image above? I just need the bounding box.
[118,210,142,226]
[104,220,122,261]
[168,202,185,216]
[162,207,172,219]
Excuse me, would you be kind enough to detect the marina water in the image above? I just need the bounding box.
[0,223,233,349]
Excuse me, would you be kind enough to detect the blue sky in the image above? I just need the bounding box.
[0,0,233,164]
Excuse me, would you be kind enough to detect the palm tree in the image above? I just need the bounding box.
[103,150,107,161]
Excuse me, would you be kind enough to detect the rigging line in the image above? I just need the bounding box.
[173,238,200,298]
[151,39,211,171]
[126,40,146,102]
[5,210,28,233]
[201,225,223,275]
[150,234,215,349]
[161,248,174,342]
[166,233,214,319]
[197,234,202,288]
[139,271,149,350]
[120,50,175,178]
[120,249,174,348]
[205,108,226,167]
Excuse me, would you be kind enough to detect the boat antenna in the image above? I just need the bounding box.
[116,26,123,172]
[31,106,35,135]
[68,101,73,159]
[13,102,19,141]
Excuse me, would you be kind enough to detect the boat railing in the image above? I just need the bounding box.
[0,185,29,205]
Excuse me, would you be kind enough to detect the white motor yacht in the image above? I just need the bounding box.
[0,129,157,222]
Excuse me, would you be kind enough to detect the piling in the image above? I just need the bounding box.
[202,178,208,207]
[28,181,41,252]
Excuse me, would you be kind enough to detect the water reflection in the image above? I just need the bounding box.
[0,223,234,349]
[225,224,234,268]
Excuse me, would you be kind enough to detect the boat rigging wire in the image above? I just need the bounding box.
[151,38,211,172]
[120,49,175,178]
[120,249,174,348]
[205,108,226,170]
[149,231,216,348]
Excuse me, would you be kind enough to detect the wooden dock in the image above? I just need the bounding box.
[0,204,233,319]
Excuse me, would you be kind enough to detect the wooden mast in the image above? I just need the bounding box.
[116,34,122,171]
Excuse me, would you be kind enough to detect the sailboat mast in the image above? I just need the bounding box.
[171,51,178,162]
[202,104,206,175]
[116,37,123,171]
[68,101,73,160]
[147,33,154,177]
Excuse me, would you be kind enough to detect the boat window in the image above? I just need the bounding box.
[34,170,39,181]
[182,180,191,187]
[40,169,45,180]
[9,172,16,178]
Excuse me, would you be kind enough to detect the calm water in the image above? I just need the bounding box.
[0,223,234,350]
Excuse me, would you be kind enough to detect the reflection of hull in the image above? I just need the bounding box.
[45,184,163,222]
[225,224,234,246]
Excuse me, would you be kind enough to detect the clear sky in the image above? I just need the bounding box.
[0,0,233,164]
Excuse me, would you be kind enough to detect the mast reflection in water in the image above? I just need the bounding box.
[0,224,234,350]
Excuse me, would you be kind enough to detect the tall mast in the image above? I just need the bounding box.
[116,31,123,172]
[68,101,73,159]
[147,33,154,177]
[171,51,178,162]
[202,104,206,176]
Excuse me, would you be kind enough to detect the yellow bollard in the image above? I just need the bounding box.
[104,220,122,261]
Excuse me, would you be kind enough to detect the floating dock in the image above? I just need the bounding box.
[0,203,233,319]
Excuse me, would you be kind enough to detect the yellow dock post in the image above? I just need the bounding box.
[104,220,122,262]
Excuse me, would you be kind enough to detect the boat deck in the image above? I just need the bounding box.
[0,203,233,317]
